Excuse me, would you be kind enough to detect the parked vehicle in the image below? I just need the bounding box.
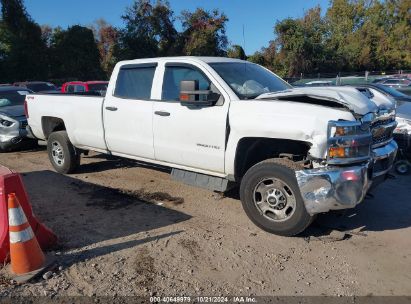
[392,130,411,175]
[393,99,411,175]
[61,81,108,96]
[25,57,398,236]
[376,78,411,89]
[347,83,411,103]
[304,80,333,86]
[0,86,34,151]
[349,83,411,174]
[14,81,58,93]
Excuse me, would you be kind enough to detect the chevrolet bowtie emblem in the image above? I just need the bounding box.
[372,126,386,138]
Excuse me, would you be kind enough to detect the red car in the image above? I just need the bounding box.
[61,81,108,94]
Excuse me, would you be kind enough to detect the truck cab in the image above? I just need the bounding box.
[26,57,398,236]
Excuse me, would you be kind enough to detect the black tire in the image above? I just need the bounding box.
[240,158,313,236]
[394,160,411,175]
[47,131,80,174]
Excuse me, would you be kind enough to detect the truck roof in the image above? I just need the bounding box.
[118,56,246,66]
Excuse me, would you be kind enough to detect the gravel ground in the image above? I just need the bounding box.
[0,146,410,298]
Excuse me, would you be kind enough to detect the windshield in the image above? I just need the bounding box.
[209,62,291,99]
[26,83,56,92]
[88,83,108,91]
[0,90,30,107]
[375,84,407,98]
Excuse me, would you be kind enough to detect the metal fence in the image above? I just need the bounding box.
[284,70,411,86]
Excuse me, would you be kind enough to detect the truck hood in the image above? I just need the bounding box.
[0,105,25,118]
[257,86,394,116]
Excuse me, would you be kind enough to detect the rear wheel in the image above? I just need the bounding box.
[240,159,313,236]
[47,131,80,174]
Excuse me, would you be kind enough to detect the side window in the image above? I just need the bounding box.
[162,66,210,101]
[67,85,74,93]
[74,85,85,92]
[114,65,156,99]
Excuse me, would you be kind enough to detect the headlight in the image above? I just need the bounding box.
[327,120,372,164]
[0,118,14,127]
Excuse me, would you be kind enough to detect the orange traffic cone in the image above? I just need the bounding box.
[8,193,46,276]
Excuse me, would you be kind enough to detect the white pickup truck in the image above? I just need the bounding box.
[25,57,398,236]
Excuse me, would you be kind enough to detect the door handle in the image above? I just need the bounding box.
[105,106,118,111]
[154,111,170,117]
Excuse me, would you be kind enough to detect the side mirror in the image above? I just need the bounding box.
[179,80,220,106]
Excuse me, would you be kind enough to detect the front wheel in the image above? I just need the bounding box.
[240,159,313,236]
[47,131,80,174]
[394,160,410,175]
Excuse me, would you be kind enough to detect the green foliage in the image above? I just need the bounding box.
[227,45,247,60]
[256,0,411,76]
[91,19,119,77]
[247,51,265,65]
[1,0,410,82]
[180,8,228,56]
[114,0,181,61]
[0,0,48,82]
[49,25,104,80]
[114,2,229,60]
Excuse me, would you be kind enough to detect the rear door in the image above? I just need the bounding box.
[103,63,157,159]
[152,62,229,173]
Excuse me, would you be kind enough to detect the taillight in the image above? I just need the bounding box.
[24,99,29,118]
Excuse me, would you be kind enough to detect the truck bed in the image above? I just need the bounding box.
[26,93,107,151]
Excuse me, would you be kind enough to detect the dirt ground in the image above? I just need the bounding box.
[0,146,410,298]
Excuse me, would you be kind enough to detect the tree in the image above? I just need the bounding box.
[247,51,265,65]
[273,6,328,76]
[49,25,104,80]
[382,0,411,70]
[0,0,48,82]
[180,8,228,56]
[151,2,179,56]
[91,19,119,76]
[253,0,411,76]
[227,44,246,60]
[115,0,179,60]
[325,0,365,71]
[41,24,53,47]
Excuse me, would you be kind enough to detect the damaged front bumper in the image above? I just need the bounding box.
[296,140,398,215]
[0,120,30,151]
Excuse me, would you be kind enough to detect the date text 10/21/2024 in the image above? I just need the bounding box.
[149,296,257,303]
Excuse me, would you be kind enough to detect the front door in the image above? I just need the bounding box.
[153,63,228,173]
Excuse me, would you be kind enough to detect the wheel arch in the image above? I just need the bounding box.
[234,137,311,181]
[41,117,66,139]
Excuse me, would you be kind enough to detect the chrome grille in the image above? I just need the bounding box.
[370,116,396,147]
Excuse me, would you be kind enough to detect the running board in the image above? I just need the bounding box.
[171,169,233,192]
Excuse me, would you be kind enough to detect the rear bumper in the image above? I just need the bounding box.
[296,140,397,215]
